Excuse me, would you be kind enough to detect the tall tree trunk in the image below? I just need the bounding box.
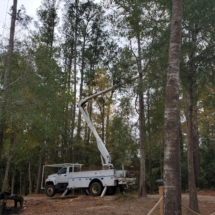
[28,161,32,194]
[186,24,200,214]
[23,176,26,195]
[105,93,113,146]
[138,75,146,197]
[11,172,15,194]
[64,48,73,160]
[147,88,152,192]
[0,0,17,160]
[35,152,44,194]
[1,128,15,191]
[70,0,78,162]
[77,35,86,138]
[193,103,200,186]
[187,77,200,213]
[20,174,22,195]
[137,33,147,198]
[163,0,183,214]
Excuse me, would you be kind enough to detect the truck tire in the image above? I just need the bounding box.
[89,182,102,196]
[45,184,56,197]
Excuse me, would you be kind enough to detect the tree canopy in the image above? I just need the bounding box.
[1,1,215,214]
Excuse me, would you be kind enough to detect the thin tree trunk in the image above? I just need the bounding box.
[77,35,86,138]
[11,172,15,194]
[23,177,26,195]
[64,42,73,160]
[147,88,152,192]
[35,152,44,194]
[186,24,200,214]
[1,128,15,191]
[105,93,113,146]
[193,103,200,185]
[138,75,147,197]
[70,0,78,162]
[160,140,164,179]
[187,78,200,213]
[20,174,22,195]
[137,33,147,198]
[0,0,17,160]
[163,0,183,214]
[28,161,32,194]
[74,30,86,160]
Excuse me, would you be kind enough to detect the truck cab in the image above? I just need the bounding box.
[42,164,83,197]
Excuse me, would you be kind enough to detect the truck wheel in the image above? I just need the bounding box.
[89,182,102,196]
[45,184,56,197]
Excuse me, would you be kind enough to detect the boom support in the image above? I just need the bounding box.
[78,75,139,169]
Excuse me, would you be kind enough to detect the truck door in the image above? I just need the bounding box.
[68,166,85,188]
[56,167,68,183]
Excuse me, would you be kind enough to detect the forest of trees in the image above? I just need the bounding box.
[0,0,215,214]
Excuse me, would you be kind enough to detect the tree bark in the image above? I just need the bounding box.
[137,33,147,198]
[146,88,152,192]
[186,24,200,214]
[64,38,73,160]
[163,0,183,214]
[28,161,32,194]
[35,152,44,194]
[77,34,86,139]
[1,128,15,191]
[0,0,17,160]
[70,0,78,162]
[187,72,200,214]
[20,174,22,195]
[11,172,15,194]
[105,93,113,147]
[193,103,200,186]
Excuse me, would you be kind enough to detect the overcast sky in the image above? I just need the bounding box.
[0,0,100,37]
[0,0,42,36]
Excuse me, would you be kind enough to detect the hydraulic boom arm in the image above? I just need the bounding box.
[78,75,139,169]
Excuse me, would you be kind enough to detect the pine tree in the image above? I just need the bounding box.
[163,0,183,214]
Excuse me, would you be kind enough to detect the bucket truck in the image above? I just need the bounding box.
[41,76,138,198]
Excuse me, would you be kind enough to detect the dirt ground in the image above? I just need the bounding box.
[7,190,215,215]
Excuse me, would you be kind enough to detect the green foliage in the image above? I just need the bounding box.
[36,0,59,46]
[2,0,215,196]
[107,116,138,169]
[198,147,215,189]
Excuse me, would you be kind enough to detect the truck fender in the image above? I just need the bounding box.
[89,178,103,187]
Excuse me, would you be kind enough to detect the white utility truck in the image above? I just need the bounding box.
[41,76,138,197]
